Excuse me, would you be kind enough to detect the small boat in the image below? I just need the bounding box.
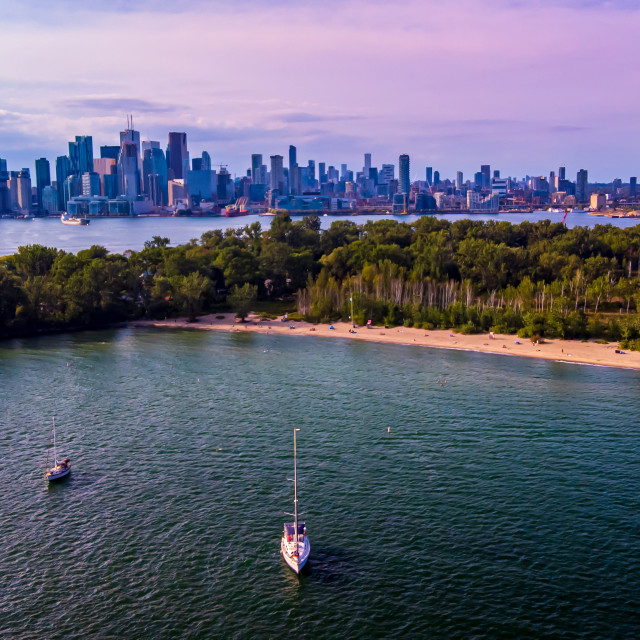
[45,418,71,482]
[61,214,89,225]
[281,428,310,574]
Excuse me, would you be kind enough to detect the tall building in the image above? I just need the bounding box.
[55,156,72,211]
[201,151,211,171]
[270,155,284,192]
[93,158,116,195]
[426,167,433,187]
[433,171,441,187]
[480,165,491,189]
[289,146,298,194]
[251,154,263,184]
[364,153,372,174]
[319,162,327,184]
[82,172,101,196]
[35,157,51,207]
[379,164,394,184]
[41,185,57,213]
[399,154,410,195]
[340,164,348,180]
[630,177,637,199]
[0,158,7,175]
[576,169,588,202]
[559,166,566,181]
[69,136,94,175]
[168,132,188,180]
[117,142,140,199]
[17,169,32,210]
[141,140,160,154]
[456,171,464,190]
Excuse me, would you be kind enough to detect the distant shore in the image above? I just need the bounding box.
[133,313,640,371]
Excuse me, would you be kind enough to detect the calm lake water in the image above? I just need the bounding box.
[1,328,639,639]
[1,211,639,256]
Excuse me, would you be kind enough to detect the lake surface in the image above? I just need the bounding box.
[1,328,639,638]
[1,211,639,256]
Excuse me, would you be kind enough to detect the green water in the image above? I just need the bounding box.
[1,328,639,639]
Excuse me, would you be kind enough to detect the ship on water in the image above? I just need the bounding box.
[61,214,90,225]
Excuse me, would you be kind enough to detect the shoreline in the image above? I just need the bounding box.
[132,313,640,372]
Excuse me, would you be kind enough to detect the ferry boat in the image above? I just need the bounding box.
[61,214,90,225]
[281,428,310,574]
[45,418,71,482]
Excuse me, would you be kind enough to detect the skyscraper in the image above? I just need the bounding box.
[17,169,32,210]
[270,155,284,192]
[480,165,491,189]
[201,151,211,171]
[456,171,463,190]
[251,154,263,184]
[82,172,101,196]
[289,146,298,194]
[399,154,410,195]
[168,132,188,180]
[576,169,588,202]
[69,136,94,175]
[364,153,372,174]
[426,167,433,188]
[55,156,72,211]
[118,142,140,199]
[35,157,51,207]
[630,177,637,199]
[559,166,566,181]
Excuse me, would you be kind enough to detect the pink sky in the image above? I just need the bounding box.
[1,0,638,181]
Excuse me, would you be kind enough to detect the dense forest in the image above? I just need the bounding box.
[2,214,640,349]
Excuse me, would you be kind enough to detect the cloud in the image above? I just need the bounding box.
[62,97,177,114]
[277,112,364,124]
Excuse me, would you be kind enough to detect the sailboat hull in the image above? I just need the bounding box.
[281,537,310,574]
[47,467,71,482]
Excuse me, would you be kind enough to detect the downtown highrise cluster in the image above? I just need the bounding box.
[0,121,637,217]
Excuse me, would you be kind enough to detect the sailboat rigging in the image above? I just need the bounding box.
[281,428,310,574]
[45,417,71,482]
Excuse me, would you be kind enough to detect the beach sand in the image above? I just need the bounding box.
[133,313,640,371]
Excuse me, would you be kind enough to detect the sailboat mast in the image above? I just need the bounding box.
[294,427,298,548]
[53,417,57,465]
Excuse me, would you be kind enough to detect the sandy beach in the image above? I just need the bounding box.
[133,313,640,371]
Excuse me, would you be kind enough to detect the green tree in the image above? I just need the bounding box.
[228,283,258,321]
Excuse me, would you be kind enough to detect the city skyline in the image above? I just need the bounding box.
[1,0,639,179]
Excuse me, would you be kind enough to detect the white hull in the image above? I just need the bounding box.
[61,215,89,225]
[281,537,310,574]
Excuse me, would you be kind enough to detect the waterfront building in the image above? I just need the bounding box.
[591,193,606,211]
[69,136,94,175]
[270,155,284,192]
[455,171,463,190]
[217,168,234,202]
[168,132,188,180]
[289,146,298,194]
[576,169,588,203]
[82,172,101,196]
[41,185,57,213]
[630,177,637,199]
[35,158,51,207]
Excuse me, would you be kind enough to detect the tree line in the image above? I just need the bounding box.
[1,214,640,349]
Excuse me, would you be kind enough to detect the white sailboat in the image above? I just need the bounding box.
[281,428,310,574]
[45,418,71,482]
